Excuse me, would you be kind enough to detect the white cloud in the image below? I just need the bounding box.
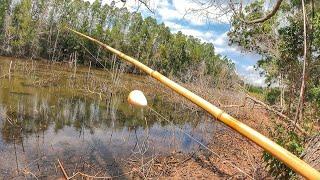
[163,20,239,55]
[216,46,238,53]
[239,65,266,87]
[144,0,232,26]
[158,8,182,21]
[210,32,240,54]
[170,0,231,25]
[214,47,225,53]
[163,20,216,43]
[179,28,214,40]
[155,1,236,55]
[163,21,184,30]
[167,0,206,25]
[245,65,255,71]
[212,32,227,46]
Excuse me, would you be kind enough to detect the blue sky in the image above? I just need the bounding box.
[87,0,265,86]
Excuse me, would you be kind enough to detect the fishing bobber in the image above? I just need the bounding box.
[127,90,148,107]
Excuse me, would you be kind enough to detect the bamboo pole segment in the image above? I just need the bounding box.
[67,28,320,179]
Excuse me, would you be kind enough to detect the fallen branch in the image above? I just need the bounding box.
[0,73,8,79]
[58,159,68,179]
[218,100,246,108]
[22,169,39,180]
[245,94,307,135]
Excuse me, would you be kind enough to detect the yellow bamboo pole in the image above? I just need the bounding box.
[68,28,320,179]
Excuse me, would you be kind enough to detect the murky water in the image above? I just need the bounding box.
[0,57,223,178]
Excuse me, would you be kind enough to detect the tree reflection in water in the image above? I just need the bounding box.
[0,58,220,178]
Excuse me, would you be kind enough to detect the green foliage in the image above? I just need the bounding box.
[314,11,320,49]
[265,88,281,105]
[11,0,35,56]
[308,87,320,106]
[246,85,264,94]
[263,124,304,179]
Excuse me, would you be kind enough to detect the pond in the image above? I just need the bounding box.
[0,57,224,178]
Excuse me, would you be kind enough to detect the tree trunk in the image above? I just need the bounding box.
[295,0,308,124]
[52,28,60,61]
[280,73,285,109]
[3,8,12,55]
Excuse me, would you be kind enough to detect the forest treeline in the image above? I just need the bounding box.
[0,0,238,86]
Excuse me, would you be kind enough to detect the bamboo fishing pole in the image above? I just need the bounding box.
[67,28,320,179]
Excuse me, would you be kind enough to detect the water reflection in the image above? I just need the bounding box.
[0,58,220,178]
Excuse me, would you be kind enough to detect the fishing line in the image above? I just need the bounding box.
[147,106,254,179]
[78,41,108,70]
[78,36,252,179]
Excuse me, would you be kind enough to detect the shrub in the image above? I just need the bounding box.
[246,84,264,94]
[308,87,320,106]
[263,124,304,179]
[265,88,281,105]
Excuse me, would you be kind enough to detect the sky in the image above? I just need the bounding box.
[87,0,266,86]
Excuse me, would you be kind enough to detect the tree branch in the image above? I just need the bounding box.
[241,0,283,24]
[138,0,154,13]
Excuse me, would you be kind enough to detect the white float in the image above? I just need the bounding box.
[127,90,147,107]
